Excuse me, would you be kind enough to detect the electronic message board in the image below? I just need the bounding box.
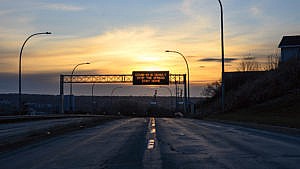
[132,71,169,85]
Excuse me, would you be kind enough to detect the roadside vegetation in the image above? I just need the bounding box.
[197,56,300,128]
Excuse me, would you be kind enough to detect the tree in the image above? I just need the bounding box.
[237,56,261,72]
[265,53,279,71]
[202,81,221,98]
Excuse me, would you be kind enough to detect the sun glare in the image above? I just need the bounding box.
[137,55,161,62]
[134,66,169,71]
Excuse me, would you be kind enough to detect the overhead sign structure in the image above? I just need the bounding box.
[59,73,186,114]
[132,71,169,85]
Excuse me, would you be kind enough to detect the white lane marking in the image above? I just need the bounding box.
[143,117,162,169]
[147,139,155,149]
[147,117,157,150]
[178,133,185,136]
[151,128,156,134]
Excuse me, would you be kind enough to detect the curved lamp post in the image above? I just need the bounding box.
[91,83,96,114]
[110,86,123,113]
[218,0,225,113]
[111,86,123,104]
[159,86,173,112]
[165,50,190,106]
[159,86,172,97]
[111,86,123,97]
[69,62,90,112]
[166,1,225,113]
[18,32,52,113]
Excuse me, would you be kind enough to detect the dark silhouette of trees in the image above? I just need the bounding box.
[265,53,279,71]
[237,56,261,72]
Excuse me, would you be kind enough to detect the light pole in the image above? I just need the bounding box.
[91,83,96,114]
[165,50,190,111]
[111,86,123,97]
[18,32,51,113]
[110,86,123,113]
[69,62,90,112]
[218,0,225,113]
[159,86,173,112]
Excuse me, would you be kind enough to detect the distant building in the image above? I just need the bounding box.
[278,35,300,62]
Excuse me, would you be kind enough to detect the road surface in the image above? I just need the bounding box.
[0,118,299,169]
[0,117,90,140]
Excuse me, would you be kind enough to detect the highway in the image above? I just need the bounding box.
[0,118,299,169]
[0,117,89,140]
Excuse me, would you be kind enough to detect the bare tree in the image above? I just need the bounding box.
[265,53,279,71]
[202,81,221,97]
[237,56,261,72]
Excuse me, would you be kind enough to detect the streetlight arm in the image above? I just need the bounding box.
[69,62,90,95]
[165,50,189,73]
[159,86,172,97]
[71,62,90,75]
[20,32,51,52]
[165,49,190,113]
[177,52,189,75]
[19,32,52,74]
[69,62,90,112]
[218,0,223,14]
[18,32,51,113]
[71,64,80,76]
[111,87,123,96]
[218,0,224,69]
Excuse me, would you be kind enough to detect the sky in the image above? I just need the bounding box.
[0,0,299,96]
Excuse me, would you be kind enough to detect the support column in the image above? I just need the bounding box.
[183,74,187,114]
[60,75,64,114]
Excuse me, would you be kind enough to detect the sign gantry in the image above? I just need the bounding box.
[59,71,187,113]
[62,73,185,84]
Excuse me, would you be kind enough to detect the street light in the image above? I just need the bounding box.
[18,32,51,113]
[218,0,225,113]
[110,86,123,113]
[111,86,123,97]
[159,86,172,97]
[159,86,173,112]
[91,83,96,114]
[69,62,90,112]
[166,0,225,113]
[165,50,190,110]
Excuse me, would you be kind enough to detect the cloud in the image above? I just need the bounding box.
[241,56,255,60]
[43,3,84,11]
[181,0,196,16]
[0,9,14,16]
[249,6,261,16]
[198,57,238,63]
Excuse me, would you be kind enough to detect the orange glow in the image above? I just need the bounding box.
[2,26,258,83]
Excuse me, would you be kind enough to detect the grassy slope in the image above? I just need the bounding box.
[208,92,300,128]
[205,61,300,128]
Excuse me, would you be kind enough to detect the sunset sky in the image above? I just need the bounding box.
[0,0,299,96]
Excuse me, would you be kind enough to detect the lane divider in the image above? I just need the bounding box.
[147,117,156,150]
[143,117,162,169]
[147,139,155,149]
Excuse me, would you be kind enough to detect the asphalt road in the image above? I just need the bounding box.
[0,116,113,151]
[0,117,89,140]
[0,118,299,169]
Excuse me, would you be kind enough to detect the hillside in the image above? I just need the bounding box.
[208,92,300,128]
[199,59,300,128]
